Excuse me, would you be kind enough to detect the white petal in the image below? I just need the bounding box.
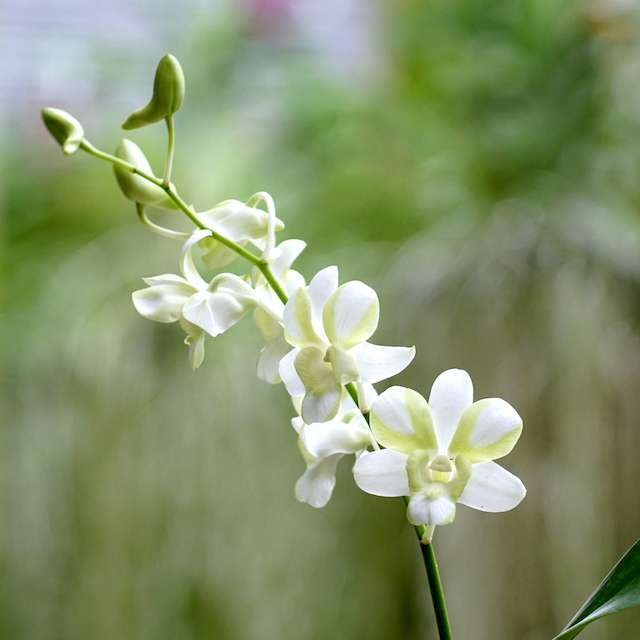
[307,266,339,322]
[180,229,212,289]
[187,333,206,370]
[370,386,438,453]
[428,368,473,449]
[182,291,246,337]
[407,494,456,526]
[257,334,291,384]
[272,239,306,276]
[449,398,523,462]
[199,200,283,242]
[279,348,305,397]
[352,449,410,497]
[356,381,378,413]
[283,286,324,349]
[301,385,343,424]
[458,461,526,512]
[351,342,416,384]
[132,280,194,323]
[300,421,370,458]
[323,281,379,349]
[295,454,342,508]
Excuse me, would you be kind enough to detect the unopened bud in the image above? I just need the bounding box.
[113,139,177,209]
[122,54,185,129]
[41,108,84,154]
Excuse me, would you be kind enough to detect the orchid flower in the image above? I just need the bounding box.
[279,266,415,424]
[198,199,284,268]
[132,229,258,368]
[253,239,306,384]
[292,395,373,508]
[353,369,525,527]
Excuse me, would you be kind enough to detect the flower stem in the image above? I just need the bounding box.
[163,115,175,185]
[420,538,453,640]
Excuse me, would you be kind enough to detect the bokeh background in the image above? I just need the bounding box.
[2,0,640,638]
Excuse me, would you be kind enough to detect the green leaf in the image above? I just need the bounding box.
[552,538,640,640]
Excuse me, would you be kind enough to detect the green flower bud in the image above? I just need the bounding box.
[41,108,84,154]
[113,139,177,209]
[122,54,185,130]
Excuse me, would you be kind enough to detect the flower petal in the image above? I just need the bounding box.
[279,348,305,397]
[307,266,339,321]
[295,454,342,508]
[271,239,306,276]
[457,461,526,512]
[428,369,474,450]
[370,386,438,453]
[257,334,290,384]
[301,386,343,424]
[182,290,247,337]
[448,398,523,462]
[352,449,410,497]
[132,279,194,322]
[283,286,323,349]
[300,421,371,458]
[323,281,379,349]
[351,342,416,384]
[187,332,205,370]
[180,229,212,289]
[407,493,456,526]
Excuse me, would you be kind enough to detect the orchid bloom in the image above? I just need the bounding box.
[279,267,415,424]
[132,229,258,369]
[292,395,373,508]
[198,199,284,268]
[353,369,525,527]
[253,239,306,384]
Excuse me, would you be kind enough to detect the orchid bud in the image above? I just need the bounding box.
[113,139,177,209]
[41,108,84,154]
[122,54,185,129]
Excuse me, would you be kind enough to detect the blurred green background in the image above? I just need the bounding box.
[3,0,640,638]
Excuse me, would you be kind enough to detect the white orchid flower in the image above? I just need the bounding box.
[253,238,306,384]
[132,229,257,369]
[278,266,415,424]
[292,395,373,508]
[353,369,525,527]
[198,198,284,268]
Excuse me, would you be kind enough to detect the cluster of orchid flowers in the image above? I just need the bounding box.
[131,188,526,529]
[41,54,525,539]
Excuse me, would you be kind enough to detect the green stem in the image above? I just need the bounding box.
[420,540,453,640]
[163,115,175,185]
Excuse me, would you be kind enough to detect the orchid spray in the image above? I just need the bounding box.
[42,55,640,639]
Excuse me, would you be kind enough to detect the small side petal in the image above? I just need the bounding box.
[448,398,523,462]
[457,461,526,512]
[257,334,291,384]
[132,280,193,323]
[279,348,305,397]
[323,281,379,349]
[295,454,342,508]
[353,449,410,497]
[182,291,247,337]
[428,368,474,450]
[300,421,371,458]
[370,386,438,453]
[301,385,343,424]
[351,342,416,384]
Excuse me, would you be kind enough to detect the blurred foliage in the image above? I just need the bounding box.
[3,0,640,639]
